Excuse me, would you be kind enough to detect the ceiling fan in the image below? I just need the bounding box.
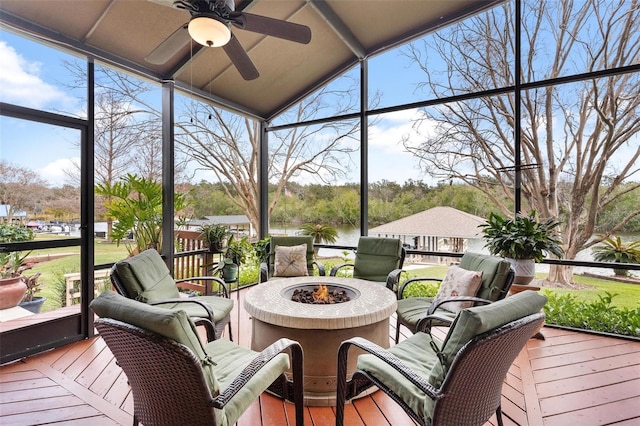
[146,0,312,81]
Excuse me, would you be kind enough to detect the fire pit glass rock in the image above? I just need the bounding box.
[287,284,356,304]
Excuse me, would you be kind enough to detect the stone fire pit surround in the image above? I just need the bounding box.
[245,276,396,330]
[244,276,397,406]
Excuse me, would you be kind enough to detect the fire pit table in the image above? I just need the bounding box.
[244,276,397,406]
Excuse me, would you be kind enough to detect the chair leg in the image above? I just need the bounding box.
[228,322,233,342]
[496,405,504,426]
[394,317,401,344]
[335,341,351,426]
[289,343,305,426]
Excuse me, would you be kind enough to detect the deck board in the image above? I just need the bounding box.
[1,286,639,425]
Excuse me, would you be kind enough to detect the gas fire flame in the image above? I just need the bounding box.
[313,284,329,302]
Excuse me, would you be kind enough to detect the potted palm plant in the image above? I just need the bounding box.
[95,174,188,255]
[299,223,338,256]
[592,236,640,277]
[479,211,564,284]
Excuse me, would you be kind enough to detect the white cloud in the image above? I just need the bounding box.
[368,108,432,154]
[38,158,78,187]
[0,41,71,109]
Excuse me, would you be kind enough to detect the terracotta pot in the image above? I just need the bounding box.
[0,276,28,310]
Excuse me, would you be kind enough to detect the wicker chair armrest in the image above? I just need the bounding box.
[426,296,492,316]
[313,261,326,276]
[386,268,405,292]
[397,277,442,299]
[149,298,216,320]
[192,317,217,342]
[337,336,440,400]
[415,313,455,334]
[213,338,304,409]
[175,276,229,298]
[330,263,354,277]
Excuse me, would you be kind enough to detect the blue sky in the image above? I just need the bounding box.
[0,28,432,187]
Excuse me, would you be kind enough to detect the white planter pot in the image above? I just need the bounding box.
[507,258,535,285]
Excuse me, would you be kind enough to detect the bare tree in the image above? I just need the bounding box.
[0,161,48,222]
[62,64,189,235]
[402,0,640,284]
[94,90,144,183]
[133,119,163,181]
[175,79,365,233]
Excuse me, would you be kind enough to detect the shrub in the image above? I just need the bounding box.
[401,280,440,298]
[542,290,640,338]
[0,224,34,243]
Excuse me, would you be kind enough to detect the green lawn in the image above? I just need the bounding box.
[547,273,640,309]
[27,238,129,312]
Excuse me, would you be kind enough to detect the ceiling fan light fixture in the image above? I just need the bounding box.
[188,15,231,47]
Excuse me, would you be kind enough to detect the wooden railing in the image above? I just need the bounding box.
[174,229,225,285]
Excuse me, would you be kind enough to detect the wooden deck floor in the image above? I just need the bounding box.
[1,287,639,426]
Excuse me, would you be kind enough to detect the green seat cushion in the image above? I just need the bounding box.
[396,297,456,330]
[427,290,547,387]
[114,249,179,302]
[353,237,403,282]
[90,291,220,394]
[459,252,512,301]
[357,332,442,424]
[204,338,290,426]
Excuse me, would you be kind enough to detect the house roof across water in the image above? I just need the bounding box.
[369,206,487,239]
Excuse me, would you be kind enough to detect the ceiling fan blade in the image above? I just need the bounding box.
[235,13,311,44]
[222,35,259,80]
[145,25,191,65]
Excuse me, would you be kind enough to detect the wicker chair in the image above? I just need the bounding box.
[259,236,325,282]
[91,291,304,426]
[336,290,547,426]
[329,236,406,291]
[110,249,234,341]
[395,252,514,343]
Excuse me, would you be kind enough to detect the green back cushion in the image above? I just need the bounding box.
[459,252,512,301]
[268,236,315,276]
[114,249,179,302]
[353,237,403,282]
[427,290,547,387]
[90,291,219,393]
